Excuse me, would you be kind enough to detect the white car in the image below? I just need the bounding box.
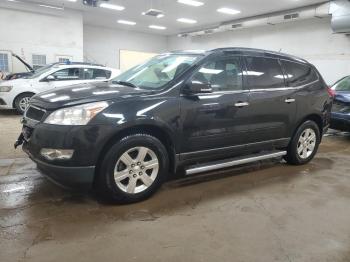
[0,63,120,114]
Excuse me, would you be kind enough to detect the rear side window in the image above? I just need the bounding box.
[245,57,285,89]
[82,68,111,80]
[281,60,318,87]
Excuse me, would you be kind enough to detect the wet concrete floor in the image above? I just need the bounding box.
[1,110,350,262]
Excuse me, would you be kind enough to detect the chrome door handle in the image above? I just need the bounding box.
[234,102,249,107]
[285,98,296,103]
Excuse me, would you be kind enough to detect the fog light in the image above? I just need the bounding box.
[40,149,74,161]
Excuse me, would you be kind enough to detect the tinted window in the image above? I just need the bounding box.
[82,68,112,80]
[191,57,243,92]
[245,57,284,89]
[281,60,318,87]
[51,68,80,81]
[333,76,350,91]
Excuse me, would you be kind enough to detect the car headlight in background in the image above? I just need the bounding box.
[0,86,13,92]
[44,101,109,125]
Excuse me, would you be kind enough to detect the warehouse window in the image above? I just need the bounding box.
[32,54,46,70]
[0,53,9,72]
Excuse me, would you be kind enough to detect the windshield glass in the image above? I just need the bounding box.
[27,64,55,79]
[112,54,201,90]
[333,76,350,92]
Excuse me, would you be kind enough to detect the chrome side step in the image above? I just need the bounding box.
[185,150,287,176]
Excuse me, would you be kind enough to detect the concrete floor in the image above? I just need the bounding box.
[1,109,350,262]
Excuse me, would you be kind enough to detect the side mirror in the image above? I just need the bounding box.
[45,75,56,82]
[184,81,213,95]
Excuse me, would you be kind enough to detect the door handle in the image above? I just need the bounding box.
[285,98,296,103]
[234,102,250,108]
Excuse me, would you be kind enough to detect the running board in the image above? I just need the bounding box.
[185,150,287,176]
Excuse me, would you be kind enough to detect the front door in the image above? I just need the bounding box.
[180,55,251,160]
[46,67,85,90]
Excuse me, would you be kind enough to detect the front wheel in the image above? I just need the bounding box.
[284,120,321,165]
[95,134,169,204]
[14,93,34,114]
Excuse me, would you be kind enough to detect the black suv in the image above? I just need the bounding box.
[16,48,332,203]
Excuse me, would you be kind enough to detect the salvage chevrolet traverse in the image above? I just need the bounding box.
[16,48,333,203]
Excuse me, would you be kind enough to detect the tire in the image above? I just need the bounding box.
[95,134,169,204]
[14,93,34,114]
[284,120,321,165]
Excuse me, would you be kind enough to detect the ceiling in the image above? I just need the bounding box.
[4,0,328,35]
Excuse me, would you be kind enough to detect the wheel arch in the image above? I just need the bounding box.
[294,114,324,140]
[12,92,36,108]
[94,123,177,183]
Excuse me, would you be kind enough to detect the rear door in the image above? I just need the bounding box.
[243,56,297,147]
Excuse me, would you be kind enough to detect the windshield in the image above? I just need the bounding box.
[27,64,55,79]
[333,76,350,92]
[112,54,201,90]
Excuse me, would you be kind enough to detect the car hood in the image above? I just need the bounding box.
[30,82,156,110]
[334,91,350,104]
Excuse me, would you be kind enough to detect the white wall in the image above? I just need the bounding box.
[83,25,168,69]
[167,18,350,84]
[0,7,83,73]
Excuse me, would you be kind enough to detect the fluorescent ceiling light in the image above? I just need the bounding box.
[217,7,241,15]
[149,25,166,30]
[177,0,204,7]
[117,20,136,25]
[100,3,125,11]
[38,4,64,10]
[66,0,77,2]
[177,18,197,24]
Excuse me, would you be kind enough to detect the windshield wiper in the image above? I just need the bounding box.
[113,80,138,88]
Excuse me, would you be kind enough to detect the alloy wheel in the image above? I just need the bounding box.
[114,146,159,194]
[297,128,316,159]
[19,97,30,112]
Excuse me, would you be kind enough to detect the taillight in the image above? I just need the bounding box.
[327,87,335,98]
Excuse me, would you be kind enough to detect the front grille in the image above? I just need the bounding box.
[25,106,46,122]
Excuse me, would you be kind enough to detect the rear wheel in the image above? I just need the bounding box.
[284,120,320,165]
[14,93,34,114]
[96,134,169,204]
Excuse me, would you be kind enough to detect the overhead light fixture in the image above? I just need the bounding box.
[66,0,77,2]
[38,4,64,10]
[177,0,204,7]
[217,7,241,15]
[100,3,125,11]
[117,20,136,25]
[149,25,166,30]
[142,9,165,18]
[177,18,197,24]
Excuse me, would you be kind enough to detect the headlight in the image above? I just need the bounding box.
[0,86,13,92]
[44,101,109,125]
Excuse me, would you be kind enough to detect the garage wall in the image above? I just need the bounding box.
[0,8,84,73]
[167,18,350,84]
[83,25,167,69]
